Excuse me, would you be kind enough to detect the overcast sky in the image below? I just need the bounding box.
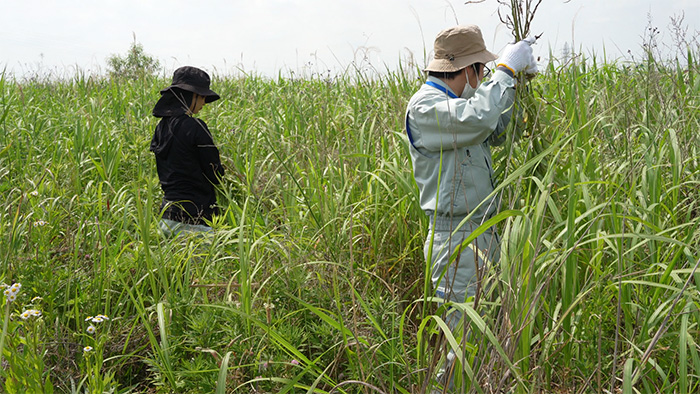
[1,0,698,79]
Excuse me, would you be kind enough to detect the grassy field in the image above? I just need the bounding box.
[1,44,699,393]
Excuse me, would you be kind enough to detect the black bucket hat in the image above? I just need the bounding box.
[161,66,220,103]
[153,66,220,117]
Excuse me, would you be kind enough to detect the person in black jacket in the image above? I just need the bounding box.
[150,66,224,237]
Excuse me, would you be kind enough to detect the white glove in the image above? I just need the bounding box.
[498,38,538,74]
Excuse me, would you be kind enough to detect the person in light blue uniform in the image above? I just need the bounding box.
[405,25,537,392]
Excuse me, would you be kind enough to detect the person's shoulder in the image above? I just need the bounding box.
[408,83,444,108]
[179,115,209,130]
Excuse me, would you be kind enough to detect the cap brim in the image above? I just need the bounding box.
[424,49,498,72]
[161,84,220,103]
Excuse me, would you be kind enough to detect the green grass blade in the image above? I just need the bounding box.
[216,351,232,394]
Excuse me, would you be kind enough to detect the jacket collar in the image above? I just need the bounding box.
[425,76,458,99]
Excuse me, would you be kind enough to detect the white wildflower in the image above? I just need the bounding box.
[20,309,41,320]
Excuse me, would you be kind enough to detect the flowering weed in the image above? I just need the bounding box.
[73,312,116,393]
[0,283,53,393]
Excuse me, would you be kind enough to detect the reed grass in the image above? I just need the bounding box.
[0,34,699,393]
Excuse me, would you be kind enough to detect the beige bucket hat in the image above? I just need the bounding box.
[424,25,498,72]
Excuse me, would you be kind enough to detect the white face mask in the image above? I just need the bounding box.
[460,69,481,99]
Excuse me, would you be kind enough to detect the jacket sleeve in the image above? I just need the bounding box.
[489,88,516,146]
[187,118,225,185]
[412,71,516,151]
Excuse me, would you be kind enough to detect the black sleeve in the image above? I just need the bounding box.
[186,117,225,185]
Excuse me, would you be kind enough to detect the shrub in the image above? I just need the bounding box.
[106,34,160,80]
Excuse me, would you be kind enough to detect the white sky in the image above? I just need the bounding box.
[1,0,698,79]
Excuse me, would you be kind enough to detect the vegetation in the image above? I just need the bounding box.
[0,29,699,394]
[106,36,161,80]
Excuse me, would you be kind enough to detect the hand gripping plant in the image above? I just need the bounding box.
[497,0,543,131]
[482,0,548,183]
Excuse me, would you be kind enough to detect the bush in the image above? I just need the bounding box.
[106,35,160,80]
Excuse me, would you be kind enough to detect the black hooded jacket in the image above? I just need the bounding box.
[150,100,224,225]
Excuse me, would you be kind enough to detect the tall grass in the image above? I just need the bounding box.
[0,40,699,393]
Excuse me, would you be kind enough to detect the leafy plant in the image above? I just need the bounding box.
[0,284,53,393]
[106,34,160,80]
